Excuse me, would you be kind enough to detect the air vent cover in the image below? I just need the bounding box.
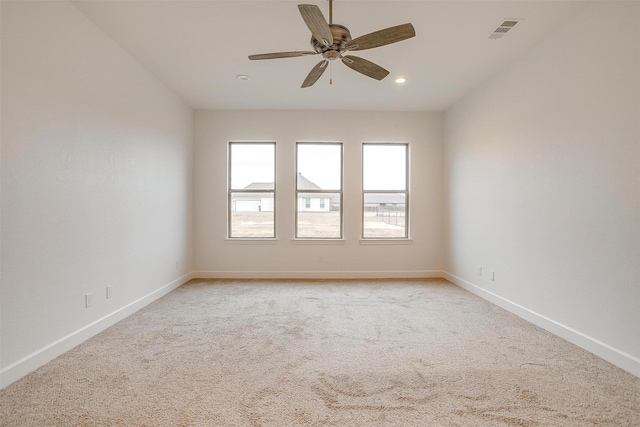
[501,20,519,27]
[489,19,521,39]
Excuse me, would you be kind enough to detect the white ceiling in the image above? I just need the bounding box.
[72,0,589,112]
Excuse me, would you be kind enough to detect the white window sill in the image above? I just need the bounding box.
[359,239,413,245]
[225,238,279,245]
[292,239,346,245]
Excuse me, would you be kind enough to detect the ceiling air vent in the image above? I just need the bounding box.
[489,19,521,40]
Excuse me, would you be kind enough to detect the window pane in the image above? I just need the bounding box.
[297,144,341,190]
[296,143,342,239]
[363,193,406,238]
[230,192,274,238]
[363,144,406,191]
[297,193,341,238]
[230,143,274,190]
[228,142,275,239]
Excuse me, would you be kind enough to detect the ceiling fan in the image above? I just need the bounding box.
[248,0,415,88]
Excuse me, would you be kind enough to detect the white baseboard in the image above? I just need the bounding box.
[443,271,640,378]
[4,270,636,389]
[0,272,194,389]
[193,270,443,280]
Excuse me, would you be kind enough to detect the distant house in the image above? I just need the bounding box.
[363,193,406,215]
[231,182,274,212]
[231,174,335,212]
[296,173,333,213]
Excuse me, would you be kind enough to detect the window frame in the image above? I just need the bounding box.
[227,141,276,239]
[295,142,344,240]
[361,142,410,240]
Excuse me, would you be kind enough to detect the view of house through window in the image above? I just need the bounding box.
[296,143,343,239]
[228,141,406,239]
[363,143,409,238]
[228,142,275,238]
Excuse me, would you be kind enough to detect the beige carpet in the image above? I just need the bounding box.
[1,279,638,426]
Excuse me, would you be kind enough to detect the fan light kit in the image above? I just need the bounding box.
[395,77,407,84]
[248,0,415,88]
[236,75,251,81]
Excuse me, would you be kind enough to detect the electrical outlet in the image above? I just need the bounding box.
[477,266,483,276]
[106,286,112,299]
[490,271,495,281]
[85,293,93,308]
[175,260,179,270]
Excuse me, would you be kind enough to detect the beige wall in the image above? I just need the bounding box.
[193,110,444,278]
[444,2,640,375]
[1,1,194,387]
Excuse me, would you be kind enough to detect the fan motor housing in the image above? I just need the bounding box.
[311,24,352,57]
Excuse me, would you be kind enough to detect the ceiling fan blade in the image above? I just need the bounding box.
[301,60,329,88]
[345,23,415,51]
[249,51,317,60]
[342,55,389,81]
[298,4,333,46]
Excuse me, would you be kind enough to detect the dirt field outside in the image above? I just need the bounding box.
[229,211,406,238]
[363,211,406,238]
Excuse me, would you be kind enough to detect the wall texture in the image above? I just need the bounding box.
[0,1,194,387]
[194,110,444,278]
[443,2,640,375]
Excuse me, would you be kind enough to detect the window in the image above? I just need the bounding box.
[362,143,409,239]
[228,142,275,238]
[296,143,343,239]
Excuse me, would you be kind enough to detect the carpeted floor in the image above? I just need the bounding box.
[1,279,638,426]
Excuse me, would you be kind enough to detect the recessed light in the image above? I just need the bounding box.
[236,74,251,81]
[395,77,407,84]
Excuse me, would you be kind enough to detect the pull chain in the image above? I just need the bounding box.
[330,62,333,85]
